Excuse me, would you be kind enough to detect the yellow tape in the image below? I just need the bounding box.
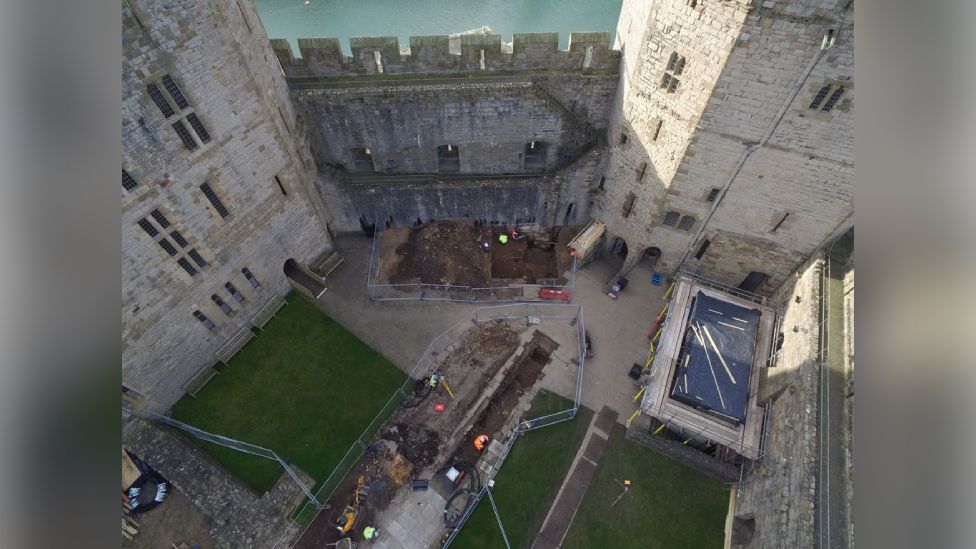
[633,385,646,401]
[442,380,456,401]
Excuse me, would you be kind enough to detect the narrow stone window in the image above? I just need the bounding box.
[200,182,229,218]
[350,148,375,173]
[582,45,594,69]
[524,141,548,172]
[661,52,685,93]
[652,119,663,141]
[678,215,696,231]
[235,0,252,33]
[211,294,232,315]
[193,310,215,330]
[170,230,188,248]
[157,238,178,257]
[809,85,833,110]
[437,144,460,173]
[225,282,245,303]
[122,169,138,191]
[242,267,260,288]
[150,208,170,228]
[694,239,711,260]
[706,188,720,202]
[637,162,647,181]
[188,248,208,268]
[274,175,288,196]
[622,192,637,218]
[663,211,680,226]
[771,212,790,232]
[373,50,384,74]
[564,202,575,222]
[822,87,845,112]
[810,84,846,112]
[137,218,159,238]
[186,113,211,144]
[161,74,189,110]
[172,120,198,151]
[620,133,628,145]
[146,83,175,118]
[178,257,198,276]
[598,176,606,190]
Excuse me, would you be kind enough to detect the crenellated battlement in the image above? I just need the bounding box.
[271,32,619,78]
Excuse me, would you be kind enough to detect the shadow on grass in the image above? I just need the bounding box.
[169,294,407,495]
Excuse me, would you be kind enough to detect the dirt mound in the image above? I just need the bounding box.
[380,423,441,470]
[390,221,490,286]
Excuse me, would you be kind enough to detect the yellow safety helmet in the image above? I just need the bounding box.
[498,234,508,244]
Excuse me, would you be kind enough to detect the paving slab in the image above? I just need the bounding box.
[531,406,616,549]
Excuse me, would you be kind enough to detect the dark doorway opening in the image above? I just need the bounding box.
[607,237,629,270]
[524,141,548,172]
[437,144,460,173]
[350,147,375,173]
[359,214,376,237]
[284,259,326,299]
[563,202,575,223]
[738,271,769,293]
[638,246,661,271]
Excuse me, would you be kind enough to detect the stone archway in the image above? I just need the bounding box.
[638,246,662,271]
[607,237,629,271]
[284,259,326,299]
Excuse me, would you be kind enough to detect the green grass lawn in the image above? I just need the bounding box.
[169,294,406,493]
[451,390,593,549]
[562,425,730,549]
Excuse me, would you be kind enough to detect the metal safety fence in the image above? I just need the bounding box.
[365,227,578,303]
[252,303,589,548]
[440,303,587,548]
[145,412,321,506]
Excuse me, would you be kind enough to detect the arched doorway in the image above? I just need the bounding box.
[607,237,629,270]
[638,247,661,271]
[284,259,326,299]
[738,271,769,293]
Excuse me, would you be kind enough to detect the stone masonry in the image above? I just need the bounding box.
[122,0,333,412]
[121,1,854,547]
[281,33,620,232]
[733,253,823,547]
[599,0,853,294]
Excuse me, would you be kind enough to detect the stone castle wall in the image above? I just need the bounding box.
[122,0,332,411]
[271,32,619,77]
[284,35,619,233]
[733,253,823,547]
[597,0,853,295]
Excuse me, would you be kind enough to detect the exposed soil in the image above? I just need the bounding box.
[378,220,585,288]
[389,220,491,286]
[380,423,440,470]
[294,321,522,549]
[451,333,557,465]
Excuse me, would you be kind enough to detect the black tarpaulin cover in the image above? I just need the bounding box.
[670,291,761,424]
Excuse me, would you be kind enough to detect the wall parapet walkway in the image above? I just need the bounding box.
[271,32,620,78]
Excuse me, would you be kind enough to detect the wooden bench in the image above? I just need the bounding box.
[215,326,255,364]
[310,250,344,278]
[250,294,287,329]
[182,363,219,397]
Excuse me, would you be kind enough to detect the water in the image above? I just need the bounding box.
[255,0,623,56]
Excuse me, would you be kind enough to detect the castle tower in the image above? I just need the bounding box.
[122,0,334,411]
[600,0,853,294]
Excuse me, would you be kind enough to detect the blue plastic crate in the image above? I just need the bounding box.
[651,272,662,286]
